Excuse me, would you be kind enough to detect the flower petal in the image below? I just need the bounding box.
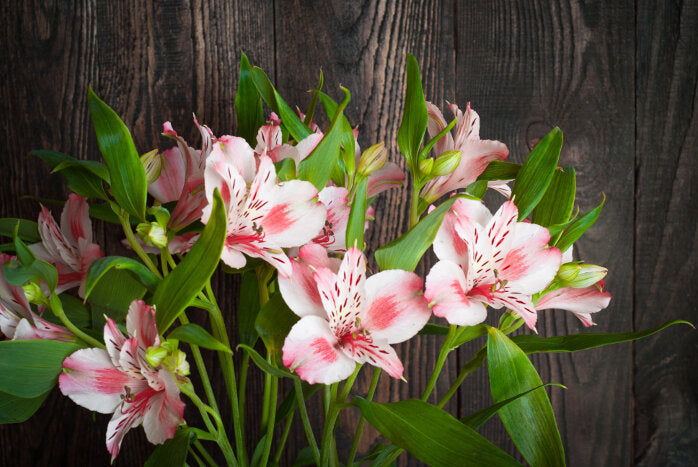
[366,162,406,198]
[125,300,160,350]
[338,336,404,379]
[424,260,486,326]
[314,186,350,252]
[362,270,430,343]
[263,179,326,247]
[142,369,185,446]
[278,245,334,319]
[490,288,538,330]
[148,147,186,203]
[60,194,92,245]
[218,135,257,184]
[535,285,611,327]
[282,316,356,385]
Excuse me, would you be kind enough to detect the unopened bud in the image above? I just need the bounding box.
[141,149,163,185]
[23,281,48,306]
[559,263,607,289]
[556,262,582,283]
[431,150,462,177]
[136,222,168,249]
[146,346,168,368]
[357,142,387,176]
[418,158,434,176]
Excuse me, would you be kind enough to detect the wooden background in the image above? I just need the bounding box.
[1,1,696,465]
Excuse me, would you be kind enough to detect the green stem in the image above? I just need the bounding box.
[205,281,247,467]
[339,364,362,402]
[321,368,361,466]
[346,368,381,466]
[437,348,486,408]
[193,439,218,466]
[49,294,104,349]
[409,181,422,228]
[238,353,250,428]
[189,447,206,467]
[272,411,294,465]
[179,314,218,411]
[258,372,278,467]
[294,377,321,466]
[117,210,162,279]
[420,324,457,401]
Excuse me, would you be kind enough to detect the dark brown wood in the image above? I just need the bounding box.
[634,1,698,465]
[0,1,695,466]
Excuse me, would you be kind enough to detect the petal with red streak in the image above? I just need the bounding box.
[424,260,486,326]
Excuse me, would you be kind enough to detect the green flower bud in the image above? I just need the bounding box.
[558,263,607,289]
[431,150,462,177]
[146,345,168,368]
[140,149,163,185]
[136,222,168,249]
[556,262,582,282]
[22,281,48,306]
[418,158,434,176]
[357,142,387,177]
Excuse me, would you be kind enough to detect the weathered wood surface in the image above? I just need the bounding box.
[0,1,695,465]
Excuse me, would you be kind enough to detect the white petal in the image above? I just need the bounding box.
[424,260,486,326]
[142,370,185,445]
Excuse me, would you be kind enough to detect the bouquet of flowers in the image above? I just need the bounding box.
[0,53,689,466]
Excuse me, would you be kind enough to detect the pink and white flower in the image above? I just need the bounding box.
[421,102,509,202]
[255,112,323,165]
[59,300,185,460]
[202,136,326,277]
[535,281,611,327]
[424,199,561,330]
[279,246,430,384]
[30,194,103,298]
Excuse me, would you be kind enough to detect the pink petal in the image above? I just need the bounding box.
[263,179,326,247]
[142,370,185,445]
[278,245,334,319]
[126,300,160,349]
[60,194,92,245]
[425,260,487,326]
[104,318,126,367]
[60,348,145,414]
[36,206,80,271]
[499,222,562,294]
[106,388,151,460]
[338,336,404,379]
[282,316,356,385]
[536,286,611,327]
[295,133,323,163]
[490,289,538,330]
[148,147,186,203]
[218,135,257,183]
[313,187,350,252]
[255,122,283,156]
[362,270,430,344]
[366,162,405,198]
[426,102,454,157]
[202,144,249,224]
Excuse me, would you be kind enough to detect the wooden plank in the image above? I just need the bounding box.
[455,2,635,464]
[273,1,456,464]
[634,1,698,464]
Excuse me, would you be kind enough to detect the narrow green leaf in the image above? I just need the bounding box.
[477,161,521,181]
[144,426,196,467]
[554,194,605,253]
[418,323,450,336]
[154,189,227,333]
[0,389,51,424]
[418,115,457,161]
[375,195,474,271]
[397,54,428,171]
[168,324,231,353]
[88,88,147,220]
[89,202,126,225]
[297,88,350,191]
[255,288,299,366]
[346,177,368,249]
[238,271,260,346]
[237,344,296,379]
[31,150,110,200]
[316,91,357,180]
[511,128,563,220]
[466,180,488,199]
[303,71,324,127]
[462,383,565,430]
[355,398,519,467]
[235,52,265,147]
[0,219,40,243]
[487,326,565,466]
[84,256,160,300]
[275,157,297,181]
[3,233,58,291]
[450,324,488,349]
[532,166,576,228]
[275,380,320,423]
[50,295,91,328]
[513,319,692,354]
[0,340,79,398]
[88,269,146,328]
[250,66,311,141]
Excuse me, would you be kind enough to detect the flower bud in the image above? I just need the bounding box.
[146,345,168,368]
[418,158,434,176]
[23,281,48,306]
[431,150,462,177]
[559,263,607,289]
[140,149,163,185]
[556,262,581,283]
[357,142,387,177]
[136,222,168,249]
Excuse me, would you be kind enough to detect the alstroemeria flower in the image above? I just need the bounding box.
[255,112,323,164]
[30,194,103,298]
[279,246,431,384]
[202,136,326,277]
[148,121,212,230]
[424,199,561,330]
[421,102,508,202]
[0,254,72,341]
[310,186,375,253]
[536,281,611,327]
[59,300,185,460]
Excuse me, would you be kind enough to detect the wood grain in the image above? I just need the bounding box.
[0,0,695,465]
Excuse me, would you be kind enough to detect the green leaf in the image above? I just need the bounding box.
[89,202,127,225]
[511,128,563,220]
[53,295,91,328]
[88,88,147,220]
[168,324,231,353]
[375,195,473,271]
[255,288,299,366]
[303,71,324,127]
[417,323,450,336]
[297,87,350,191]
[250,66,311,142]
[0,340,80,398]
[487,326,565,466]
[355,398,519,467]
[237,344,295,379]
[3,233,58,291]
[418,115,458,161]
[31,150,110,200]
[275,380,320,423]
[84,256,160,300]
[554,194,605,253]
[144,426,196,467]
[397,54,428,171]
[317,91,356,179]
[462,383,565,430]
[238,271,261,346]
[87,268,146,328]
[154,189,227,333]
[512,319,692,354]
[235,52,265,147]
[346,177,368,249]
[0,389,51,424]
[0,218,40,243]
[477,161,521,181]
[451,324,488,349]
[531,166,576,228]
[466,180,488,199]
[275,157,297,182]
